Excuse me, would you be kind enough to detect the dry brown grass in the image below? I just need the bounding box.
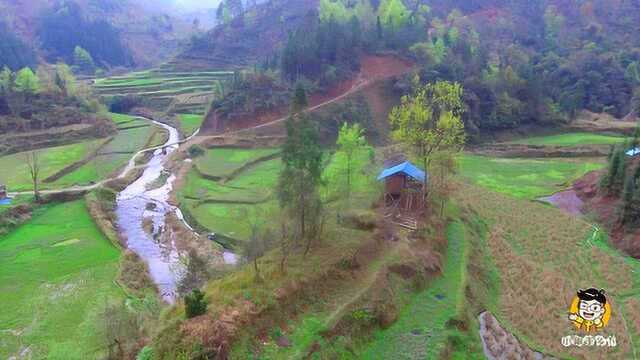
[454,183,637,359]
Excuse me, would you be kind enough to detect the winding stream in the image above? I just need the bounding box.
[115,121,184,302]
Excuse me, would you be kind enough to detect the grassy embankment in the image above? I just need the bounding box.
[93,68,233,115]
[508,132,627,146]
[177,148,281,246]
[0,113,163,192]
[0,200,125,359]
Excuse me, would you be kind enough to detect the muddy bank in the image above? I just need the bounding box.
[573,168,640,258]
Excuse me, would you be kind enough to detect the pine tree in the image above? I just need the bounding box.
[292,82,308,112]
[621,165,640,226]
[278,88,324,245]
[601,147,627,195]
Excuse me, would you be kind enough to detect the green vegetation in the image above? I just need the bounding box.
[0,200,124,359]
[0,113,159,191]
[390,79,466,198]
[94,69,233,114]
[459,154,604,199]
[0,140,104,191]
[454,183,640,358]
[184,289,208,319]
[360,221,481,359]
[14,67,40,94]
[194,148,279,179]
[176,113,204,136]
[509,132,626,146]
[180,155,281,242]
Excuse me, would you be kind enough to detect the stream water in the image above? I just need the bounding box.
[114,120,236,303]
[115,121,183,302]
[538,189,584,216]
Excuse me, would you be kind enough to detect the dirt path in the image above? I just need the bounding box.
[10,55,413,197]
[188,55,414,148]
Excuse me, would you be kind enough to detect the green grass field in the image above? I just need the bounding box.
[194,148,280,179]
[458,154,604,198]
[180,152,282,242]
[0,114,160,191]
[176,114,204,137]
[0,200,124,359]
[508,132,626,146]
[0,140,105,191]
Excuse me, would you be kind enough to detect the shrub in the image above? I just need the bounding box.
[185,289,207,318]
[188,144,205,158]
[109,94,142,113]
[136,345,154,360]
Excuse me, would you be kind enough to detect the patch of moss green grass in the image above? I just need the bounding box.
[0,140,105,191]
[194,148,280,179]
[459,154,604,199]
[176,113,204,137]
[508,132,627,146]
[359,221,474,359]
[0,200,124,359]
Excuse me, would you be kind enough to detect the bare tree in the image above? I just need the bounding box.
[279,219,291,274]
[25,151,41,201]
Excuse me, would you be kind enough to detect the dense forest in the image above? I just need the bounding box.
[0,20,37,72]
[0,0,195,71]
[37,1,133,68]
[197,0,640,134]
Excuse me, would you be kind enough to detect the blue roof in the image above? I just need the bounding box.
[627,147,640,157]
[377,161,427,182]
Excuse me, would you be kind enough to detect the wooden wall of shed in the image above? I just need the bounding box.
[384,174,406,196]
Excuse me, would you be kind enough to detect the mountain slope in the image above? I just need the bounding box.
[168,0,319,71]
[0,0,193,69]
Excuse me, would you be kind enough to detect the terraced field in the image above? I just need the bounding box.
[0,140,105,192]
[454,183,640,359]
[94,68,233,114]
[0,114,163,192]
[178,148,282,244]
[0,200,125,359]
[459,154,604,199]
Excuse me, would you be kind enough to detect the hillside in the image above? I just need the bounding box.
[0,0,194,70]
[168,0,319,71]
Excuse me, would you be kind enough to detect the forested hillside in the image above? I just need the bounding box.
[0,0,193,70]
[186,0,640,135]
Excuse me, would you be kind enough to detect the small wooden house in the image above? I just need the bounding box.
[377,161,427,211]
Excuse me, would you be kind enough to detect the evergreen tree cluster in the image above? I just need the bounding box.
[280,14,363,85]
[600,128,640,227]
